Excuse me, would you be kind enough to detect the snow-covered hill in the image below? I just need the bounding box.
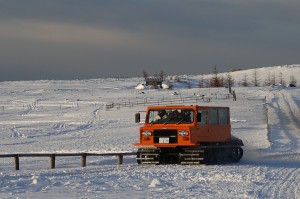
[228,64,300,86]
[0,65,300,198]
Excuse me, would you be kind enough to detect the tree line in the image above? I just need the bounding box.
[198,66,297,88]
[142,66,297,89]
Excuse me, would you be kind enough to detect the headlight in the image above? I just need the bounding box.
[142,131,152,136]
[178,131,189,136]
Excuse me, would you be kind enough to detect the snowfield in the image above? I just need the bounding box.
[1,66,300,198]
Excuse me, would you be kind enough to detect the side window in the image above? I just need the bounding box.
[197,110,207,125]
[148,110,156,123]
[208,108,218,124]
[219,108,229,124]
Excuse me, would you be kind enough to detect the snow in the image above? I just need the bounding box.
[0,65,300,198]
[161,83,170,89]
[135,83,145,90]
[135,83,170,90]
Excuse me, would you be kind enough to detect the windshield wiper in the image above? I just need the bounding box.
[176,118,184,124]
[163,118,171,124]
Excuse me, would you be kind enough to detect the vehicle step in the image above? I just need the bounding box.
[140,153,159,156]
[180,154,200,157]
[141,162,160,164]
[180,162,200,165]
[136,157,155,160]
[183,150,204,153]
[140,149,159,152]
[183,158,203,161]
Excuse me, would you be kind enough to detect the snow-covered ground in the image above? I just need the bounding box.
[0,66,300,198]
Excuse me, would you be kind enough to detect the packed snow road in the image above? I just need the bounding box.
[0,79,299,198]
[268,89,300,157]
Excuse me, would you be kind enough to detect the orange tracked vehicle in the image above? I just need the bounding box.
[133,105,243,164]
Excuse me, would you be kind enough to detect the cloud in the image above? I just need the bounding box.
[0,0,300,81]
[0,20,136,46]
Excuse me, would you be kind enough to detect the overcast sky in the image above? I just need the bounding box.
[1,0,300,81]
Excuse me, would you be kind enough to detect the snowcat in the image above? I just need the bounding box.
[133,105,243,164]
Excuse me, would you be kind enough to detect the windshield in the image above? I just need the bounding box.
[147,109,194,124]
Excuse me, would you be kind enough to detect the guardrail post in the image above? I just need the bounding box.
[117,155,123,165]
[14,155,20,170]
[50,154,55,169]
[81,154,87,167]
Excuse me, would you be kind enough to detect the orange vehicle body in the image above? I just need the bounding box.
[133,105,243,164]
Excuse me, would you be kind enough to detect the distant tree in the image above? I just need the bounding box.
[198,73,205,88]
[251,70,260,87]
[219,75,224,87]
[264,73,272,86]
[271,73,276,85]
[210,66,222,87]
[225,72,235,93]
[278,72,285,85]
[204,79,210,88]
[289,75,297,86]
[159,70,166,81]
[174,75,181,82]
[142,69,148,80]
[241,74,249,87]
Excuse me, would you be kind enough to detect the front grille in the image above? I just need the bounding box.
[154,130,177,144]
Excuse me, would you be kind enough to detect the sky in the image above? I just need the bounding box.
[1,0,300,81]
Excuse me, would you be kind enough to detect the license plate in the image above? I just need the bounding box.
[159,137,169,143]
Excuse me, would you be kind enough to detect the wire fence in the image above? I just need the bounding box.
[105,94,233,110]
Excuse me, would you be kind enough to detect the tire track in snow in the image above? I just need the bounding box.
[280,90,300,130]
[268,90,300,153]
[275,168,300,199]
[260,89,300,198]
[259,168,300,199]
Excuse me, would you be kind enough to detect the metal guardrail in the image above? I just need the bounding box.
[0,152,137,170]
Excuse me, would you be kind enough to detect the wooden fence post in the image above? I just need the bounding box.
[117,155,123,165]
[232,90,237,101]
[50,154,55,169]
[14,155,20,170]
[81,154,87,167]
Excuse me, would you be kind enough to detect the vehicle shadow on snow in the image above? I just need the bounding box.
[239,147,300,169]
[87,156,137,167]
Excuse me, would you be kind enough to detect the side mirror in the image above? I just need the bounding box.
[135,113,140,123]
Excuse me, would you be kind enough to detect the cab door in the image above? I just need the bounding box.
[190,108,209,143]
